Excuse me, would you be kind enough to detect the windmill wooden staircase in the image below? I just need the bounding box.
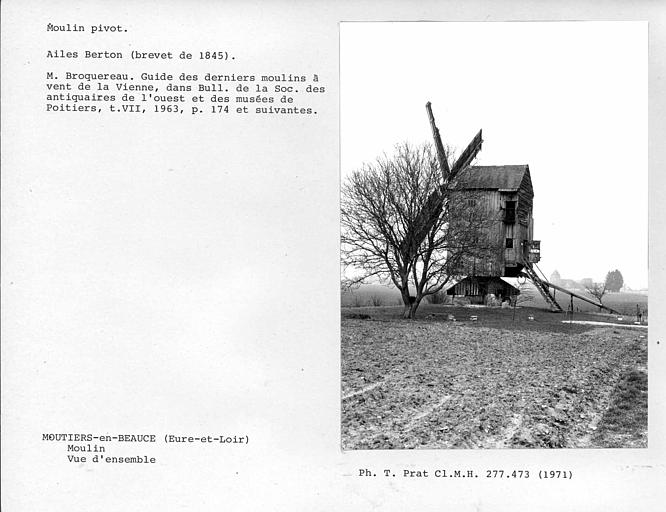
[521,263,563,312]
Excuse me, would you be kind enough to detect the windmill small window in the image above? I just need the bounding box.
[504,201,516,223]
[506,238,514,248]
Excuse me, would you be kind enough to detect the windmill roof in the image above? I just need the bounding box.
[454,165,529,191]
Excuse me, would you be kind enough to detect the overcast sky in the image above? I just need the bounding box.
[341,21,647,289]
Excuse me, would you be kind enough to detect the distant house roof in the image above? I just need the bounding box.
[453,165,529,191]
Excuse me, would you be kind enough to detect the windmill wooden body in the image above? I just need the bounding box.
[424,102,561,311]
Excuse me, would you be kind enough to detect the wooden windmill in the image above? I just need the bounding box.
[424,102,563,312]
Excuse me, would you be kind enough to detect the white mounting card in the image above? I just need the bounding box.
[1,1,665,511]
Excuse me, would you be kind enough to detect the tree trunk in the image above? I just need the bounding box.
[402,293,419,319]
[402,295,421,319]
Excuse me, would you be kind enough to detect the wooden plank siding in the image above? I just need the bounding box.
[446,276,519,304]
[450,165,536,278]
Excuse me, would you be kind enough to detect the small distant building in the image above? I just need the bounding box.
[550,270,561,284]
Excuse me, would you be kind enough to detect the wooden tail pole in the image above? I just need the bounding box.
[545,280,622,315]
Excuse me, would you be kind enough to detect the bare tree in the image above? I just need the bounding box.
[341,142,497,319]
[585,281,607,307]
[369,294,384,307]
[351,294,365,308]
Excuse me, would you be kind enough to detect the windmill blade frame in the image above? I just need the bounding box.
[449,129,483,180]
[426,101,450,180]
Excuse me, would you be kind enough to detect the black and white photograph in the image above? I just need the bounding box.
[341,22,648,449]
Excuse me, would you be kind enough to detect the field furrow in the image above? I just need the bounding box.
[342,318,647,449]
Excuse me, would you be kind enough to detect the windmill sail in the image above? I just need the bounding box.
[401,104,483,259]
[450,129,483,180]
[426,102,450,179]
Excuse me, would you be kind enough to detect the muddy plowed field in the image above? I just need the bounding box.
[341,318,647,449]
